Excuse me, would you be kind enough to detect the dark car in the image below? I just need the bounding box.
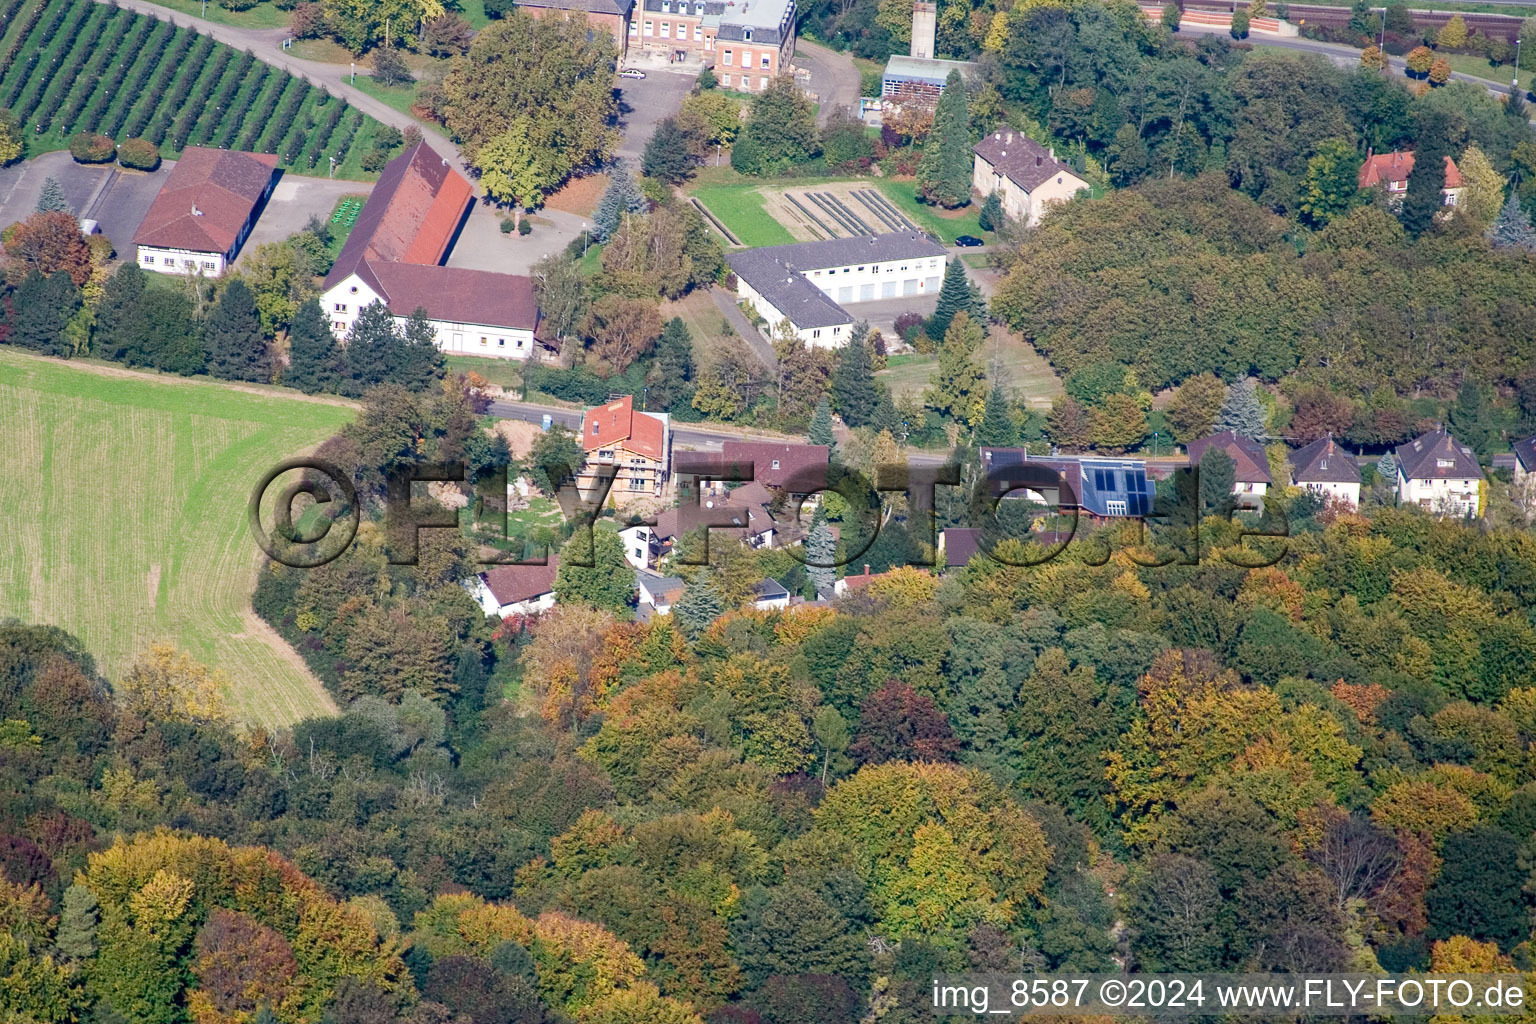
[955,235,984,247]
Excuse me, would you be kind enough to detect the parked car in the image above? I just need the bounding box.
[619,68,646,80]
[955,235,984,247]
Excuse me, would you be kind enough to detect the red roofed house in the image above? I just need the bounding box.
[1358,149,1464,209]
[578,395,671,498]
[321,141,541,360]
[468,556,560,617]
[133,147,279,276]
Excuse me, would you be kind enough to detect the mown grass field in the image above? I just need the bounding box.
[879,327,1063,409]
[0,0,393,178]
[0,347,356,728]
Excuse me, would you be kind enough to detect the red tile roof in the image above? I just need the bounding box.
[481,556,559,606]
[582,395,666,460]
[1358,150,1462,191]
[366,262,538,332]
[132,147,278,254]
[1187,430,1272,484]
[719,442,829,491]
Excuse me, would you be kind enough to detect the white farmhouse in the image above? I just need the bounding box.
[1395,427,1484,518]
[466,557,560,618]
[728,232,947,346]
[971,130,1089,228]
[320,141,540,359]
[1288,433,1361,509]
[132,147,278,276]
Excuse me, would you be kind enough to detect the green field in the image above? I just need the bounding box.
[879,328,1063,409]
[0,0,393,179]
[350,74,423,120]
[0,348,356,728]
[689,170,989,248]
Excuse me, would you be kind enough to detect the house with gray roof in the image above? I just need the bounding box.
[1512,434,1536,485]
[1288,433,1361,508]
[972,129,1089,227]
[1395,426,1484,518]
[728,232,947,346]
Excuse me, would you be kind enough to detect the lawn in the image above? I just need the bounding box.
[877,327,1062,409]
[446,354,524,391]
[0,347,356,728]
[140,0,291,29]
[874,179,985,245]
[691,183,798,247]
[661,288,746,369]
[0,0,391,179]
[350,74,424,120]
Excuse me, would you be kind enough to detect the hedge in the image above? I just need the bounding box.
[117,137,160,170]
[68,132,115,163]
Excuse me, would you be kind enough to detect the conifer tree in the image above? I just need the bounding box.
[397,308,447,392]
[806,504,836,594]
[809,396,835,449]
[285,298,342,394]
[1402,115,1451,237]
[831,331,879,427]
[95,262,149,364]
[1197,447,1237,515]
[204,278,269,382]
[35,176,70,214]
[642,117,695,184]
[1216,378,1266,438]
[648,316,695,411]
[11,270,80,357]
[1489,193,1536,251]
[673,575,724,639]
[917,71,973,208]
[927,259,977,341]
[344,301,404,395]
[977,190,1003,232]
[927,312,985,425]
[976,383,1017,447]
[55,884,98,962]
[1376,450,1397,481]
[593,160,647,241]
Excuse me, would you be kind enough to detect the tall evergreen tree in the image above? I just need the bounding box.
[1197,447,1237,515]
[35,176,70,214]
[1489,193,1536,251]
[10,271,80,357]
[285,298,342,394]
[806,504,836,594]
[977,190,1003,233]
[95,262,149,364]
[397,308,447,392]
[55,884,98,962]
[204,278,269,382]
[554,528,634,613]
[976,384,1017,447]
[1376,450,1397,482]
[831,333,878,427]
[593,160,647,241]
[1402,115,1452,237]
[344,301,404,395]
[917,71,973,208]
[641,117,695,184]
[673,575,724,639]
[145,289,205,375]
[809,396,835,449]
[648,316,695,411]
[927,259,977,341]
[734,77,819,176]
[1448,378,1497,457]
[1216,378,1266,438]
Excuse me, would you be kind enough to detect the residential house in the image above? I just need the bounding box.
[132,147,278,276]
[643,480,780,569]
[1395,427,1484,517]
[752,578,792,610]
[467,557,560,617]
[633,0,796,89]
[320,142,541,359]
[1187,431,1272,508]
[715,441,829,495]
[578,395,671,498]
[1513,434,1536,485]
[637,572,685,614]
[1288,433,1361,508]
[728,232,947,345]
[939,527,982,569]
[516,0,634,54]
[979,448,1155,519]
[971,131,1089,228]
[1358,150,1464,209]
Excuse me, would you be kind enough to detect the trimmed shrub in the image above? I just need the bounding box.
[517,218,532,236]
[117,137,160,170]
[68,133,116,164]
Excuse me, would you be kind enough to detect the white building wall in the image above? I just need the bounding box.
[138,246,225,276]
[1397,472,1480,516]
[971,154,1090,227]
[321,277,535,360]
[1297,480,1360,508]
[801,252,944,303]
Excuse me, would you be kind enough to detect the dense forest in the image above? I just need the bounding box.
[7,407,1536,1021]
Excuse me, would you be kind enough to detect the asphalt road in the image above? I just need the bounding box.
[794,38,864,123]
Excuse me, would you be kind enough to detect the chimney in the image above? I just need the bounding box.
[910,0,935,60]
[1035,154,1042,167]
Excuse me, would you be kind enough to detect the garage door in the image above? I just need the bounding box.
[838,286,853,302]
[924,276,941,291]
[858,283,875,301]
[903,278,918,296]
[881,280,897,298]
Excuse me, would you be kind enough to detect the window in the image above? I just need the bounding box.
[661,1,669,9]
[498,339,505,346]
[721,73,730,85]
[744,28,751,39]
[599,449,613,458]
[516,339,524,347]
[833,326,842,334]
[480,337,487,346]
[760,53,770,68]
[644,19,653,33]
[857,265,865,271]
[771,459,781,470]
[722,49,732,64]
[203,262,216,271]
[629,19,638,33]
[694,24,702,39]
[760,77,768,89]
[812,329,821,338]
[742,50,752,66]
[334,303,347,312]
[592,423,600,435]
[660,21,670,36]
[1106,500,1127,516]
[141,254,152,263]
[1437,459,1455,469]
[349,285,358,293]
[333,321,344,331]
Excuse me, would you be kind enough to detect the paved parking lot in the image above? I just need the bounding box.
[0,151,169,257]
[237,173,372,262]
[613,67,697,163]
